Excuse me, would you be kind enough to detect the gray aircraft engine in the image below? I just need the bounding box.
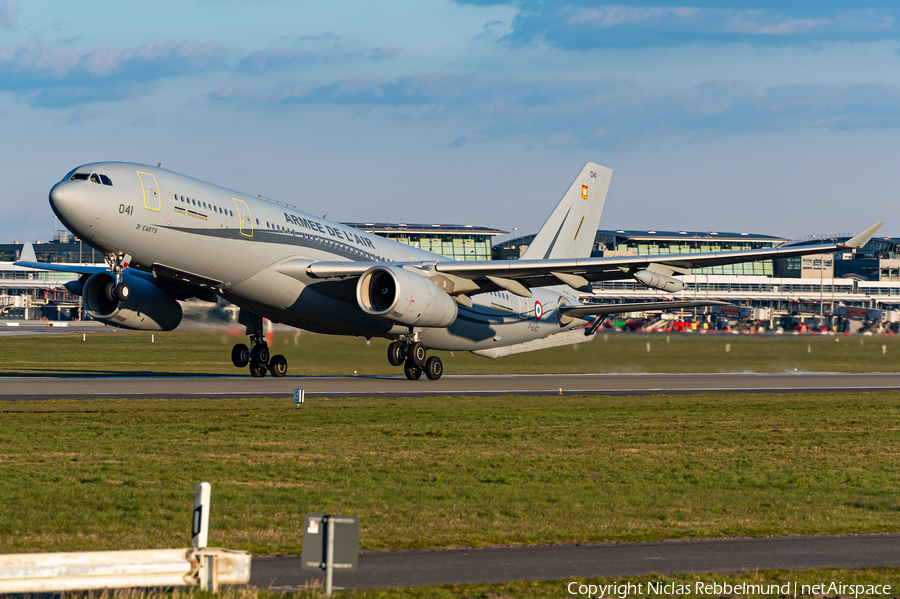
[356,266,458,328]
[78,271,183,331]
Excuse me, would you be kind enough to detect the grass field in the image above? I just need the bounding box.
[1,392,899,555]
[1,329,900,376]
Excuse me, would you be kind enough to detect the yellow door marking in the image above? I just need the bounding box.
[233,198,253,237]
[136,172,161,211]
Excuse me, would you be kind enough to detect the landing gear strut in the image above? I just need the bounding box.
[388,332,442,381]
[232,310,288,378]
[105,252,132,301]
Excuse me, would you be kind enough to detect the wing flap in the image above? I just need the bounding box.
[559,300,729,318]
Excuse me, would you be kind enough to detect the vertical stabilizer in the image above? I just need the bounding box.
[520,163,612,260]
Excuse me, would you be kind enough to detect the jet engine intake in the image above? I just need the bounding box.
[633,269,686,293]
[82,271,183,331]
[357,266,458,328]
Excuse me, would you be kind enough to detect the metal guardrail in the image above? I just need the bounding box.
[0,483,250,593]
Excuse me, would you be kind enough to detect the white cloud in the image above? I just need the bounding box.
[568,6,699,27]
[0,38,226,82]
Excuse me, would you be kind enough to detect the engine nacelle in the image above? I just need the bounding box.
[357,266,458,328]
[82,271,183,331]
[633,269,686,293]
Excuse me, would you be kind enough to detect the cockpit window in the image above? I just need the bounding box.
[70,173,89,181]
[84,173,113,185]
[62,168,79,181]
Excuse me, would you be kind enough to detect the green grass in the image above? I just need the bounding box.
[1,330,900,376]
[33,568,900,598]
[1,393,899,554]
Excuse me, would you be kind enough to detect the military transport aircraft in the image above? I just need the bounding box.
[16,161,882,380]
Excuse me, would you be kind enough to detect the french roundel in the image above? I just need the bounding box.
[534,301,543,320]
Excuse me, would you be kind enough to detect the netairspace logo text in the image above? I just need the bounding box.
[567,580,893,598]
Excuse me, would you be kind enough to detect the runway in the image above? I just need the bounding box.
[249,534,900,590]
[0,321,111,337]
[2,372,900,400]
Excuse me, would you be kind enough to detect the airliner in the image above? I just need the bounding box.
[16,162,882,380]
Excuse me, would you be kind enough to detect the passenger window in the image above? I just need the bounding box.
[70,173,89,181]
[99,174,113,186]
[89,174,101,184]
[229,210,233,216]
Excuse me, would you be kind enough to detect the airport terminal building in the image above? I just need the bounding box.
[3,223,900,327]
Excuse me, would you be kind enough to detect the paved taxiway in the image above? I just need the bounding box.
[2,372,900,400]
[250,534,900,590]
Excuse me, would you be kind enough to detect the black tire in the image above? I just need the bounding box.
[409,342,426,367]
[250,363,267,378]
[115,281,130,301]
[231,343,250,368]
[387,341,404,366]
[403,362,422,380]
[250,343,269,365]
[424,356,443,380]
[269,354,287,378]
[103,281,117,303]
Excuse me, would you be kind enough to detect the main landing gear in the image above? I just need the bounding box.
[387,334,442,381]
[231,310,288,378]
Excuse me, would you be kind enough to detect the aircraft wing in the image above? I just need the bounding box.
[431,222,884,288]
[299,222,884,296]
[13,242,107,274]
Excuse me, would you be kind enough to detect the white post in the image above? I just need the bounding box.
[198,553,218,592]
[325,515,335,598]
[192,482,211,551]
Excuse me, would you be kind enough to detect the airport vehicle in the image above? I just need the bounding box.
[17,162,882,379]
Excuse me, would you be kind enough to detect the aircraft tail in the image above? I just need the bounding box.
[520,163,612,260]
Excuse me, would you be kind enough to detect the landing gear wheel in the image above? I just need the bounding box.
[104,281,117,303]
[269,354,288,378]
[250,363,267,378]
[409,342,426,367]
[387,341,404,366]
[424,356,443,380]
[231,343,250,368]
[250,344,269,365]
[115,281,130,301]
[404,362,422,380]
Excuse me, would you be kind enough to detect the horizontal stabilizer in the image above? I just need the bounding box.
[842,222,884,249]
[559,300,729,318]
[13,240,108,274]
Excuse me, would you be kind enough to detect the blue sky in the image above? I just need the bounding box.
[1,1,899,243]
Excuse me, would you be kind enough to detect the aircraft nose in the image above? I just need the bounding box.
[49,181,82,216]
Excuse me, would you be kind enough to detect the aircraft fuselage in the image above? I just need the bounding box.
[49,162,584,351]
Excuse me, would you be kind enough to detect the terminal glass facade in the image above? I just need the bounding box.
[343,223,505,261]
[615,236,782,276]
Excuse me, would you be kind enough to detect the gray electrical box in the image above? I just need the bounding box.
[301,514,359,572]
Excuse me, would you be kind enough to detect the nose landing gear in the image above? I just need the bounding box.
[388,335,442,381]
[104,252,132,301]
[232,310,288,378]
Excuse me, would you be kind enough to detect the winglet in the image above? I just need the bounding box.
[18,242,37,263]
[843,222,884,249]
